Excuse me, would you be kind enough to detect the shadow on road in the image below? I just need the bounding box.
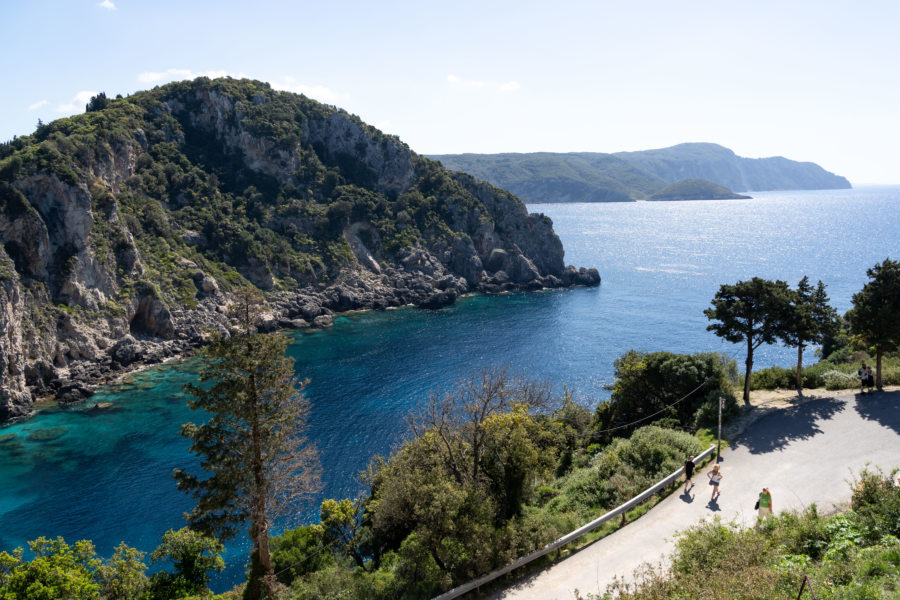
[731,396,844,454]
[854,390,900,435]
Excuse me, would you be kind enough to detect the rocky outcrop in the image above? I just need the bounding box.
[0,271,30,421]
[0,77,600,422]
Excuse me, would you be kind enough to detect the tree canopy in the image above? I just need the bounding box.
[704,277,792,403]
[780,277,838,392]
[176,293,321,599]
[848,258,900,388]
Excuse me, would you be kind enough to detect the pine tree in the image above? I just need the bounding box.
[704,277,792,404]
[848,259,900,389]
[175,291,321,599]
[781,277,838,393]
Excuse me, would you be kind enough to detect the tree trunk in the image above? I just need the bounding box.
[743,338,754,405]
[876,348,883,390]
[796,343,804,393]
[246,373,275,600]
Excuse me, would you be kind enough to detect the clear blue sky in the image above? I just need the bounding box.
[3,0,899,184]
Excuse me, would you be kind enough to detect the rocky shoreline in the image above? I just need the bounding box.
[0,78,601,423]
[5,254,599,423]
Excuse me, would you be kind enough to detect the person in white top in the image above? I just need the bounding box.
[707,464,723,502]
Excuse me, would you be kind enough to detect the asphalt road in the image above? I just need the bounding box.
[491,390,900,600]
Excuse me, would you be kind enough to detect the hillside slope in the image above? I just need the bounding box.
[431,144,850,203]
[0,77,598,421]
[614,142,851,191]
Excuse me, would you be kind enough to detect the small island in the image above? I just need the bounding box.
[648,178,752,201]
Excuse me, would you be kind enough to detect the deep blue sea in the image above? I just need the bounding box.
[1,186,898,588]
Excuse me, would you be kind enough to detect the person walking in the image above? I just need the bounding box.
[865,365,875,392]
[707,464,723,502]
[684,455,695,493]
[757,487,773,517]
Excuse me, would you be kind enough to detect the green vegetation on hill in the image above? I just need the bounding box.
[430,143,851,203]
[428,152,666,203]
[648,178,751,201]
[0,77,539,308]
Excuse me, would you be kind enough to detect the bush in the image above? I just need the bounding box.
[692,390,740,429]
[547,426,703,516]
[749,366,796,390]
[822,370,859,390]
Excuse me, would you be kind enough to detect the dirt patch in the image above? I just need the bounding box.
[724,385,900,439]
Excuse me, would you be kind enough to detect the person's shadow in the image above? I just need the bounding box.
[680,490,694,503]
[706,498,721,511]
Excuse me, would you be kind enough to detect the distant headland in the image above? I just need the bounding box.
[429,142,851,203]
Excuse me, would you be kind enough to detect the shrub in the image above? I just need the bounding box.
[749,366,795,390]
[821,370,858,390]
[692,390,740,429]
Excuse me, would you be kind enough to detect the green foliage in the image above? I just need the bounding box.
[848,259,900,388]
[148,527,224,599]
[705,277,793,403]
[95,542,148,600]
[547,426,703,517]
[593,350,737,438]
[0,76,524,312]
[177,294,321,599]
[0,537,101,600]
[270,525,333,585]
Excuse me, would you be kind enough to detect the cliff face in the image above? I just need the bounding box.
[0,77,599,421]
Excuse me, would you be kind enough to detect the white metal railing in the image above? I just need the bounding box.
[432,444,716,600]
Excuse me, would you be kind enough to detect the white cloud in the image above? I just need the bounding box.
[447,74,518,92]
[98,0,116,10]
[56,90,98,113]
[28,100,49,111]
[273,77,349,104]
[137,68,233,84]
[447,74,486,88]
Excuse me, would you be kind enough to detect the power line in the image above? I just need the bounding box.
[593,378,713,435]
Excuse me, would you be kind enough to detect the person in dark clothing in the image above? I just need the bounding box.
[684,455,695,493]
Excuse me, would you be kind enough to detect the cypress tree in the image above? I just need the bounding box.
[175,291,321,599]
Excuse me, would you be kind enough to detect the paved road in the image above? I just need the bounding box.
[491,390,900,600]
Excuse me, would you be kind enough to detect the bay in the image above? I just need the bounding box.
[1,185,897,588]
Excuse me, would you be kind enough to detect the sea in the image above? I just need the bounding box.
[1,186,897,588]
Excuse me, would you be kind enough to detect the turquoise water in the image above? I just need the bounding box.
[1,186,898,587]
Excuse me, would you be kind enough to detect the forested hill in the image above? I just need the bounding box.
[0,77,598,421]
[429,143,850,203]
[614,143,851,192]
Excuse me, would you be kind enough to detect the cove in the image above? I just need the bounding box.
[1,186,898,588]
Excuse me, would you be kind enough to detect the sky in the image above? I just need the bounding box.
[2,1,899,184]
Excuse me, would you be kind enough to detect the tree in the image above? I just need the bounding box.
[95,542,148,600]
[704,278,792,404]
[780,277,838,392]
[848,258,900,389]
[85,92,109,112]
[0,537,100,600]
[363,370,558,586]
[147,527,224,599]
[593,350,737,438]
[175,291,321,600]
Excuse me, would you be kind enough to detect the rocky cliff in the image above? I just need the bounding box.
[0,77,599,421]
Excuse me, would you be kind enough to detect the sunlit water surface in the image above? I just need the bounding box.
[1,186,897,588]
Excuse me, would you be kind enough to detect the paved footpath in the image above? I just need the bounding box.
[491,390,900,600]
